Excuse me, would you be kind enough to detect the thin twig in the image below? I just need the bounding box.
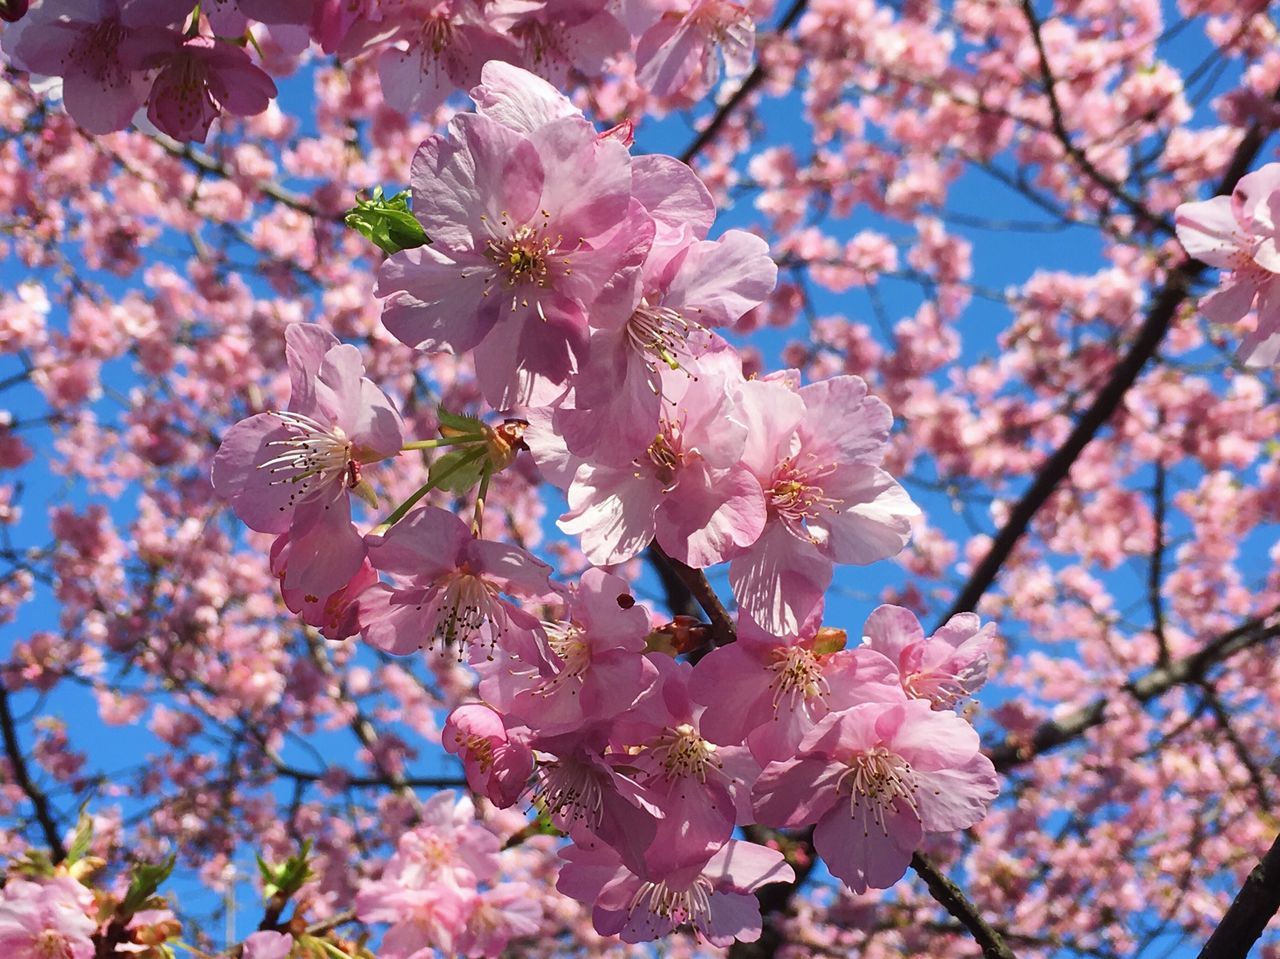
[648,545,736,646]
[910,853,1017,959]
[679,0,808,164]
[937,86,1280,626]
[988,612,1280,772]
[0,686,67,862]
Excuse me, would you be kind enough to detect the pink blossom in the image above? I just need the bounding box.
[611,655,757,875]
[0,878,96,959]
[356,883,473,959]
[1176,162,1280,364]
[753,700,998,893]
[729,374,919,636]
[269,533,377,640]
[211,324,404,598]
[442,703,534,807]
[635,0,755,99]
[504,568,657,734]
[139,37,277,142]
[691,609,905,764]
[860,604,994,708]
[559,229,776,465]
[242,931,293,959]
[343,3,516,116]
[559,334,766,567]
[528,724,665,872]
[1,0,187,134]
[557,839,794,945]
[486,0,630,85]
[357,505,552,661]
[456,883,543,957]
[377,100,650,408]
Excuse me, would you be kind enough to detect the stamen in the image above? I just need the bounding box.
[766,645,831,710]
[835,748,922,836]
[628,876,715,935]
[531,761,605,829]
[649,723,719,781]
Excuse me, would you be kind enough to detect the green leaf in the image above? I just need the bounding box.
[120,856,176,917]
[436,407,486,438]
[428,446,487,494]
[66,808,94,865]
[344,188,429,255]
[258,840,314,901]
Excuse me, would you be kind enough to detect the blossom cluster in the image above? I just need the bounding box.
[0,0,759,141]
[205,61,1001,947]
[353,792,542,958]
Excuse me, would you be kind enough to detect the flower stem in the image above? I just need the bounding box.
[374,447,486,534]
[401,435,485,451]
[472,469,492,538]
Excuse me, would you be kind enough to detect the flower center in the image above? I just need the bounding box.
[768,457,837,528]
[420,14,453,56]
[34,932,74,959]
[651,723,719,781]
[626,301,695,374]
[259,411,357,503]
[532,622,592,696]
[903,662,986,709]
[431,572,500,659]
[454,731,496,771]
[531,760,604,829]
[628,875,715,934]
[766,645,831,710]
[514,19,561,66]
[70,19,127,84]
[643,417,689,487]
[836,747,921,834]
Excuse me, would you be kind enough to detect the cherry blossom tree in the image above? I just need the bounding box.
[1,1,1280,958]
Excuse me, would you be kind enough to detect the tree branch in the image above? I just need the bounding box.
[0,686,67,863]
[988,612,1280,772]
[1197,830,1280,959]
[910,853,1017,959]
[648,545,736,646]
[679,0,808,164]
[937,87,1280,626]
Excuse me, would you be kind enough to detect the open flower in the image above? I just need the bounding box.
[558,334,765,567]
[1176,163,1280,364]
[557,839,794,946]
[442,703,534,807]
[753,700,998,894]
[860,604,994,709]
[729,374,918,636]
[357,505,552,661]
[691,609,904,763]
[211,324,404,598]
[377,88,650,408]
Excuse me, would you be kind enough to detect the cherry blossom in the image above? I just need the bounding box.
[211,323,404,598]
[1176,162,1280,364]
[753,700,998,893]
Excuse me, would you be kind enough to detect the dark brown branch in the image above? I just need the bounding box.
[910,853,1018,959]
[679,0,808,164]
[938,91,1280,626]
[1197,830,1280,959]
[0,686,67,862]
[649,545,736,646]
[988,612,1280,772]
